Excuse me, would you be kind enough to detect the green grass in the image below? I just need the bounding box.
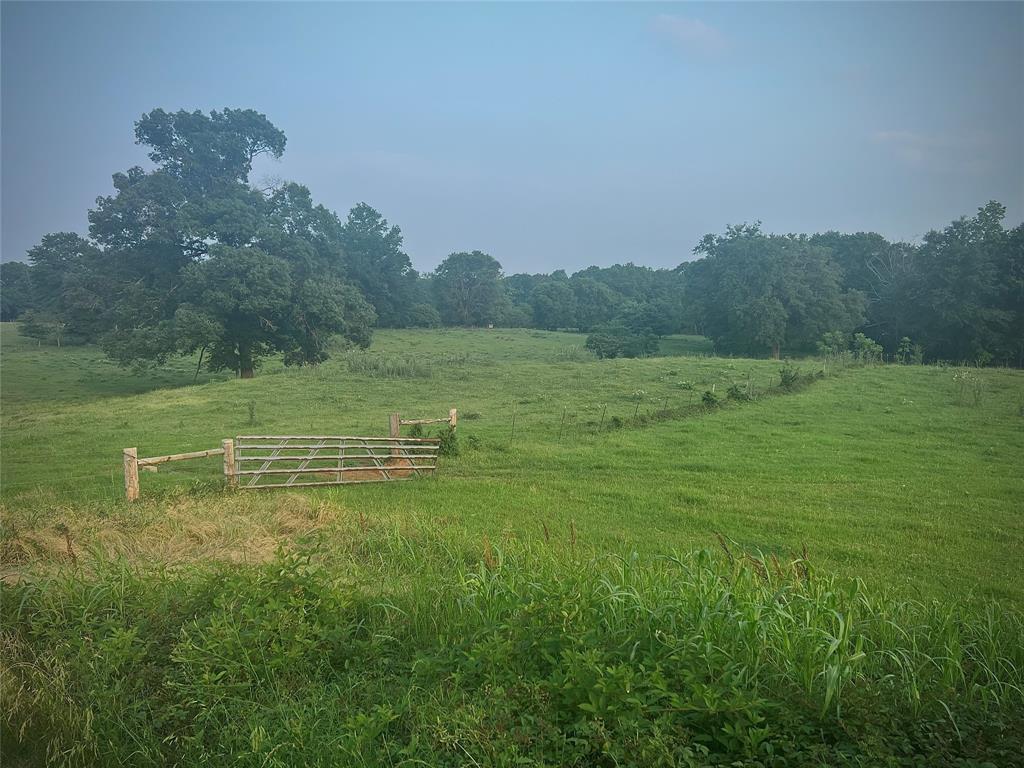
[2,323,1021,602]
[2,322,1023,765]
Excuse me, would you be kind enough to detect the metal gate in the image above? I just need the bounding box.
[230,435,440,489]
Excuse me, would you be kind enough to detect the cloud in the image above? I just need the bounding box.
[654,14,728,56]
[871,130,993,174]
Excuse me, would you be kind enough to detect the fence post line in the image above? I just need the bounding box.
[123,448,139,502]
[449,408,458,431]
[222,438,237,488]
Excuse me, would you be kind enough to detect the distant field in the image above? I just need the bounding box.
[3,323,1024,766]
[2,322,1022,602]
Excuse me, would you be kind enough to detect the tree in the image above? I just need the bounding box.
[686,224,864,357]
[339,203,418,327]
[433,251,508,326]
[530,279,577,330]
[407,303,442,328]
[134,108,286,192]
[570,277,621,332]
[811,231,921,353]
[908,202,1014,363]
[31,107,377,376]
[0,261,33,321]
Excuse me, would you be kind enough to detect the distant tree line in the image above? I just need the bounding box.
[2,108,1021,372]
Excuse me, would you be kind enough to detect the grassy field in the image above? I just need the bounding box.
[2,322,1023,765]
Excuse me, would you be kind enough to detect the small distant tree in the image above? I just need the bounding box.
[433,251,508,326]
[852,333,883,363]
[817,331,849,359]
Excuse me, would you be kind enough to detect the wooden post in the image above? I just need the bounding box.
[222,439,237,488]
[123,448,139,502]
[389,412,401,457]
[449,408,458,431]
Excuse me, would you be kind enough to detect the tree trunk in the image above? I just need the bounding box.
[238,343,255,379]
[771,343,780,360]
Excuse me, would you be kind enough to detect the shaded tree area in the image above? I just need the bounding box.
[4,109,377,376]
[805,202,1023,365]
[5,107,1021,368]
[685,225,865,358]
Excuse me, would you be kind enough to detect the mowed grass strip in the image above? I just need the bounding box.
[1,324,1022,602]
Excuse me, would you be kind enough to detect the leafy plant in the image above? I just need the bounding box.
[437,426,459,457]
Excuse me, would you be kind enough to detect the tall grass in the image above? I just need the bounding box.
[3,526,1022,766]
[341,350,477,379]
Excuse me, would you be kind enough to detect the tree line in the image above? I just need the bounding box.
[2,108,1021,373]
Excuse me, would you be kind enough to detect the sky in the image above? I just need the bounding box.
[2,2,1022,274]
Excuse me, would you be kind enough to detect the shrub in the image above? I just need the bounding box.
[701,390,719,407]
[816,330,849,359]
[585,324,658,360]
[437,426,459,456]
[726,383,749,402]
[852,333,883,363]
[406,303,442,328]
[779,362,801,390]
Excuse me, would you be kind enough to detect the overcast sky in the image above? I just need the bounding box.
[2,1,1022,273]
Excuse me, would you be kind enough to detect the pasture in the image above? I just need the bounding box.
[2,322,1023,766]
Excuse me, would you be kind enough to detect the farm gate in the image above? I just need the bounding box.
[122,408,455,500]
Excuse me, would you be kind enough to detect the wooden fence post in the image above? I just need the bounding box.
[123,447,139,502]
[389,412,401,457]
[449,408,458,431]
[222,438,237,488]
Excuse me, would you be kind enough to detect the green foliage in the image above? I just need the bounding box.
[778,361,802,389]
[0,260,33,321]
[852,333,883,363]
[686,224,865,358]
[432,251,508,326]
[816,330,849,359]
[406,303,442,328]
[585,323,658,359]
[530,278,578,330]
[437,425,459,456]
[701,389,719,407]
[895,336,925,365]
[339,203,419,327]
[3,541,1022,767]
[21,109,376,377]
[726,383,750,401]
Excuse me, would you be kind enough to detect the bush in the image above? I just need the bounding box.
[726,383,749,401]
[585,324,658,360]
[779,361,801,389]
[437,426,459,456]
[406,303,442,328]
[852,333,883,363]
